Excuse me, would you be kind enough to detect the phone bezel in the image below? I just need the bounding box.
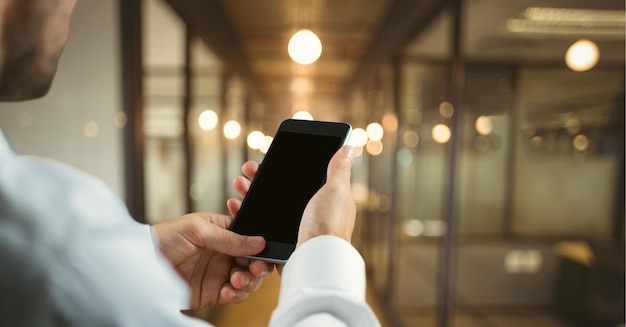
[229,119,352,264]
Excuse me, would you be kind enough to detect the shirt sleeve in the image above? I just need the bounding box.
[61,222,211,327]
[0,148,212,327]
[269,236,381,327]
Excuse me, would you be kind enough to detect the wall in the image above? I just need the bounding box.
[0,1,124,196]
[513,68,622,238]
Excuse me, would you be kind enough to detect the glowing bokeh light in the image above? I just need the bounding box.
[562,114,581,134]
[366,140,383,156]
[403,130,419,147]
[247,131,265,149]
[260,136,273,154]
[439,101,454,118]
[348,128,368,147]
[288,29,322,65]
[198,110,218,131]
[566,39,599,72]
[114,111,128,128]
[223,120,241,140]
[475,115,493,136]
[366,122,384,141]
[432,124,451,144]
[404,219,424,237]
[397,148,413,166]
[84,121,99,138]
[292,111,313,120]
[354,146,364,158]
[423,220,447,237]
[573,134,589,151]
[382,113,398,132]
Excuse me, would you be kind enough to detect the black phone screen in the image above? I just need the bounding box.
[232,130,344,245]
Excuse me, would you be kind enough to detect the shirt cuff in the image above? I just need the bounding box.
[278,235,366,304]
[145,224,160,262]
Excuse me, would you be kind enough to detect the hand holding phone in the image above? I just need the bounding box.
[295,144,357,245]
[229,119,352,263]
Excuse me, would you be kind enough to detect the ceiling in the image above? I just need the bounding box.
[219,0,392,120]
[162,0,445,120]
[162,0,625,122]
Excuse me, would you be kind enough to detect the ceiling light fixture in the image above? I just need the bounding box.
[288,29,322,65]
[507,7,625,37]
[565,39,600,72]
[523,7,625,23]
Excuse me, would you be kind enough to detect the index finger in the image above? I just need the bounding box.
[241,161,259,180]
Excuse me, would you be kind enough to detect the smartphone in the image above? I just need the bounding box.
[229,119,352,263]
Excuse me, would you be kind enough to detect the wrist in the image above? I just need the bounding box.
[296,224,352,249]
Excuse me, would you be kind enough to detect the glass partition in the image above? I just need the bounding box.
[143,0,186,223]
[189,39,226,213]
[375,1,625,326]
[392,7,453,326]
[512,68,622,238]
[450,0,625,326]
[355,64,398,294]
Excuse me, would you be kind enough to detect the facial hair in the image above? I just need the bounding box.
[0,0,69,101]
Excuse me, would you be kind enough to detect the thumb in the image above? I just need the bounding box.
[326,145,355,184]
[204,227,266,257]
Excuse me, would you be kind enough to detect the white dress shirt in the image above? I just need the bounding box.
[0,130,380,326]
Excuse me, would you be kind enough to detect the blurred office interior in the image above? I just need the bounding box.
[0,0,624,326]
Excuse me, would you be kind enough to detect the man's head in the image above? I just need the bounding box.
[0,0,77,102]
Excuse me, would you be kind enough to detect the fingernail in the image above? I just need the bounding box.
[247,236,265,247]
[240,274,250,287]
[341,145,355,160]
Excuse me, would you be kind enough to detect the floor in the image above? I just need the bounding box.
[199,270,390,327]
[188,269,575,327]
[399,311,570,327]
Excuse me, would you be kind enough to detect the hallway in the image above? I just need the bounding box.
[0,0,621,326]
